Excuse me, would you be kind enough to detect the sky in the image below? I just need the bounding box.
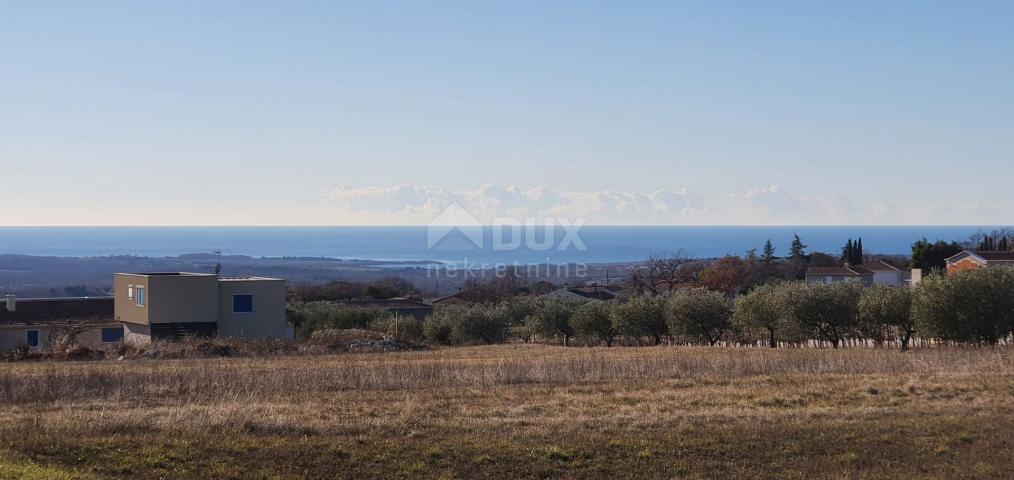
[1,1,1012,226]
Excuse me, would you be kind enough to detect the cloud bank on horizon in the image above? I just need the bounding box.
[326,185,1004,226]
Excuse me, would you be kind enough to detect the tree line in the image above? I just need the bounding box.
[288,267,1014,349]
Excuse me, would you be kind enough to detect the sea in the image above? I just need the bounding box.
[0,226,1000,266]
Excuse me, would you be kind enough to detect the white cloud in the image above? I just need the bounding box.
[324,184,1013,225]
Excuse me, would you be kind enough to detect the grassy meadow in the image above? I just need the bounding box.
[1,345,1013,479]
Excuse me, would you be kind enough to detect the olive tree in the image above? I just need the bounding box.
[610,294,669,345]
[571,301,618,346]
[528,298,581,346]
[732,282,793,348]
[501,296,540,343]
[425,304,511,345]
[858,284,915,350]
[286,302,390,338]
[913,268,1014,345]
[666,288,733,346]
[782,281,861,348]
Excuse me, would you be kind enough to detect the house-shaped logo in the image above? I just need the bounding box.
[426,203,484,250]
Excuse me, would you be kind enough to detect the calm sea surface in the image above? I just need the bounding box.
[0,226,999,265]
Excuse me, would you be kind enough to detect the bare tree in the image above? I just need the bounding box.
[629,251,692,295]
[459,267,525,303]
[47,321,93,350]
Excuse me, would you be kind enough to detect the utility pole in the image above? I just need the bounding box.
[212,250,223,275]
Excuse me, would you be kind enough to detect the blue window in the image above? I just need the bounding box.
[232,294,254,313]
[101,327,124,343]
[26,330,39,347]
[135,287,145,306]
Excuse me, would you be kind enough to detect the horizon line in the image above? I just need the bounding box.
[0,224,1009,228]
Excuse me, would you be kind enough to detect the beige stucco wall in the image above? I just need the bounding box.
[0,328,41,350]
[0,325,123,351]
[216,279,289,338]
[113,273,289,340]
[115,274,219,325]
[114,274,150,325]
[148,274,219,324]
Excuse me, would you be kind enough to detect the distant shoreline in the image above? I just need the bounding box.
[0,225,998,261]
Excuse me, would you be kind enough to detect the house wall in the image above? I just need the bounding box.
[0,328,41,350]
[871,271,902,286]
[124,323,152,345]
[114,274,150,325]
[806,275,852,284]
[147,275,219,324]
[805,275,872,286]
[0,325,123,351]
[216,279,289,338]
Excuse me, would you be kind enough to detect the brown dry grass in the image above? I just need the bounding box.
[1,344,1013,479]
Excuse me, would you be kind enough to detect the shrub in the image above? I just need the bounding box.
[426,304,511,345]
[781,282,862,348]
[502,296,540,342]
[858,284,914,350]
[666,288,733,345]
[610,295,669,345]
[571,301,617,347]
[913,268,1014,345]
[528,298,581,346]
[287,302,391,338]
[370,315,426,342]
[423,315,453,345]
[452,305,511,345]
[732,282,797,348]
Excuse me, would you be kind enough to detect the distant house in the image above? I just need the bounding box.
[542,287,616,301]
[945,251,1014,273]
[853,260,905,286]
[114,272,289,342]
[431,292,470,306]
[581,281,623,293]
[346,298,434,320]
[804,266,874,287]
[0,295,122,350]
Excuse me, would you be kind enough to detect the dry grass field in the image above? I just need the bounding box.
[2,345,1014,479]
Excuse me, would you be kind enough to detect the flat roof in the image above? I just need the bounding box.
[218,276,284,281]
[114,272,283,281]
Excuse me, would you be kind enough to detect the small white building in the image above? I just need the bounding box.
[804,266,874,287]
[854,261,905,286]
[806,261,912,287]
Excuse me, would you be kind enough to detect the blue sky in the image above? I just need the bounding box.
[2,1,1012,225]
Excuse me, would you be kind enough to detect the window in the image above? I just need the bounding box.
[232,294,254,313]
[127,286,134,299]
[135,287,145,306]
[101,327,124,343]
[26,330,39,348]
